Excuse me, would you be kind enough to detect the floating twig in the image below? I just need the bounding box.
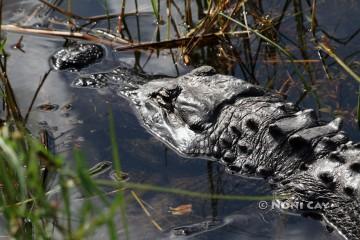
[130,190,163,232]
[115,31,249,51]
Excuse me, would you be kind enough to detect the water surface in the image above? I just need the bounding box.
[2,0,359,239]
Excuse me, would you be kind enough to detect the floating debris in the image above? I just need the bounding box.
[36,103,59,112]
[12,35,25,53]
[169,204,192,216]
[109,170,129,182]
[170,219,224,237]
[88,161,112,177]
[61,103,73,112]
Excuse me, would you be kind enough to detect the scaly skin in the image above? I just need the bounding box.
[54,43,359,239]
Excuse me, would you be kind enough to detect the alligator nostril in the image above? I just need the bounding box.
[318,172,334,184]
[344,186,356,196]
[350,162,360,173]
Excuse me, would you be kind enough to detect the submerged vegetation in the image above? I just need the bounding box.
[0,0,359,239]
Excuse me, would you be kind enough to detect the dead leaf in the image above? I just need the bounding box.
[169,204,192,215]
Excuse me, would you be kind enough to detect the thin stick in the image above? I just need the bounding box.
[0,72,23,123]
[2,24,84,37]
[116,31,249,51]
[39,0,85,20]
[130,191,163,232]
[24,69,52,123]
[264,59,320,64]
[1,25,126,46]
[318,42,360,83]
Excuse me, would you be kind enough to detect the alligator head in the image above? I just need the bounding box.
[117,66,267,154]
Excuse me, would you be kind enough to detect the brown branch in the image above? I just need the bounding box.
[1,25,128,47]
[115,31,249,51]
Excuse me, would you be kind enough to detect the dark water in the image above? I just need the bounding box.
[2,0,359,239]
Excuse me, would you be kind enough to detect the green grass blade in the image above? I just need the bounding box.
[358,85,360,128]
[150,0,159,21]
[108,109,129,240]
[318,42,360,84]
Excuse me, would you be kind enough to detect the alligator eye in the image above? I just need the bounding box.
[150,86,182,111]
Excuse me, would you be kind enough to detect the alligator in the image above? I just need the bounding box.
[53,43,360,240]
